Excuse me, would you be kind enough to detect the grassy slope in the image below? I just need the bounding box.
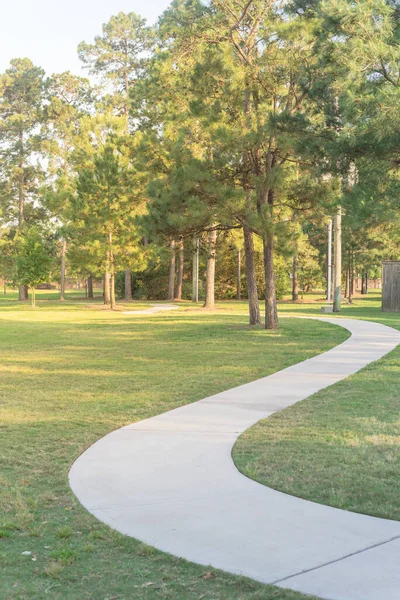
[234,292,400,521]
[0,292,348,600]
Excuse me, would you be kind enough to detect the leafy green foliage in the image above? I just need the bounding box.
[0,58,46,231]
[16,229,54,305]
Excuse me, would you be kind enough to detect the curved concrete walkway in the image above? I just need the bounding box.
[69,318,400,600]
[122,303,179,315]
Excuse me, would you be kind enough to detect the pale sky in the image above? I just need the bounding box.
[0,0,172,76]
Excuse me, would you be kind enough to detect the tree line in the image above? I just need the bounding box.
[0,0,399,323]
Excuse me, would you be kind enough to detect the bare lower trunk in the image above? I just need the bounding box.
[3,280,6,295]
[60,239,67,301]
[19,134,24,231]
[18,134,28,302]
[243,226,261,325]
[109,232,116,310]
[175,237,184,300]
[263,233,278,330]
[19,284,28,301]
[292,254,299,302]
[168,239,176,301]
[125,270,132,301]
[104,269,110,305]
[87,276,93,299]
[236,248,241,300]
[110,268,116,309]
[361,272,368,295]
[204,226,217,309]
[192,238,199,303]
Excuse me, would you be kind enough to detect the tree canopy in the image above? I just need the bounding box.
[1,1,398,316]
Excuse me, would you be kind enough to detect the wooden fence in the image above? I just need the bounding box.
[382,261,400,312]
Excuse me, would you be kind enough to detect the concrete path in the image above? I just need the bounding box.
[69,318,400,600]
[122,303,179,315]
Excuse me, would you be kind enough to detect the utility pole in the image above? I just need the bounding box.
[333,207,342,312]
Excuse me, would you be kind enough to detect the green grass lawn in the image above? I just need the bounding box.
[0,293,348,600]
[0,289,151,313]
[233,292,400,521]
[2,290,399,599]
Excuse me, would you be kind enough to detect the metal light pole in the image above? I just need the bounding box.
[321,219,333,313]
[327,219,332,307]
[333,206,342,313]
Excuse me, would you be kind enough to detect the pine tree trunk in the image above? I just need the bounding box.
[204,226,217,309]
[345,264,349,299]
[175,237,184,300]
[242,93,260,323]
[362,272,369,295]
[87,276,93,299]
[60,239,67,301]
[243,226,261,325]
[345,251,351,299]
[348,273,353,304]
[125,270,132,301]
[292,254,299,302]
[236,249,241,300]
[104,270,111,305]
[18,133,28,302]
[192,238,199,303]
[109,232,116,310]
[110,268,116,309]
[258,176,278,329]
[263,232,279,330]
[168,239,176,301]
[19,133,24,231]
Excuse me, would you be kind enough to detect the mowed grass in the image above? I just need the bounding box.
[0,289,150,313]
[234,292,400,521]
[0,292,348,600]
